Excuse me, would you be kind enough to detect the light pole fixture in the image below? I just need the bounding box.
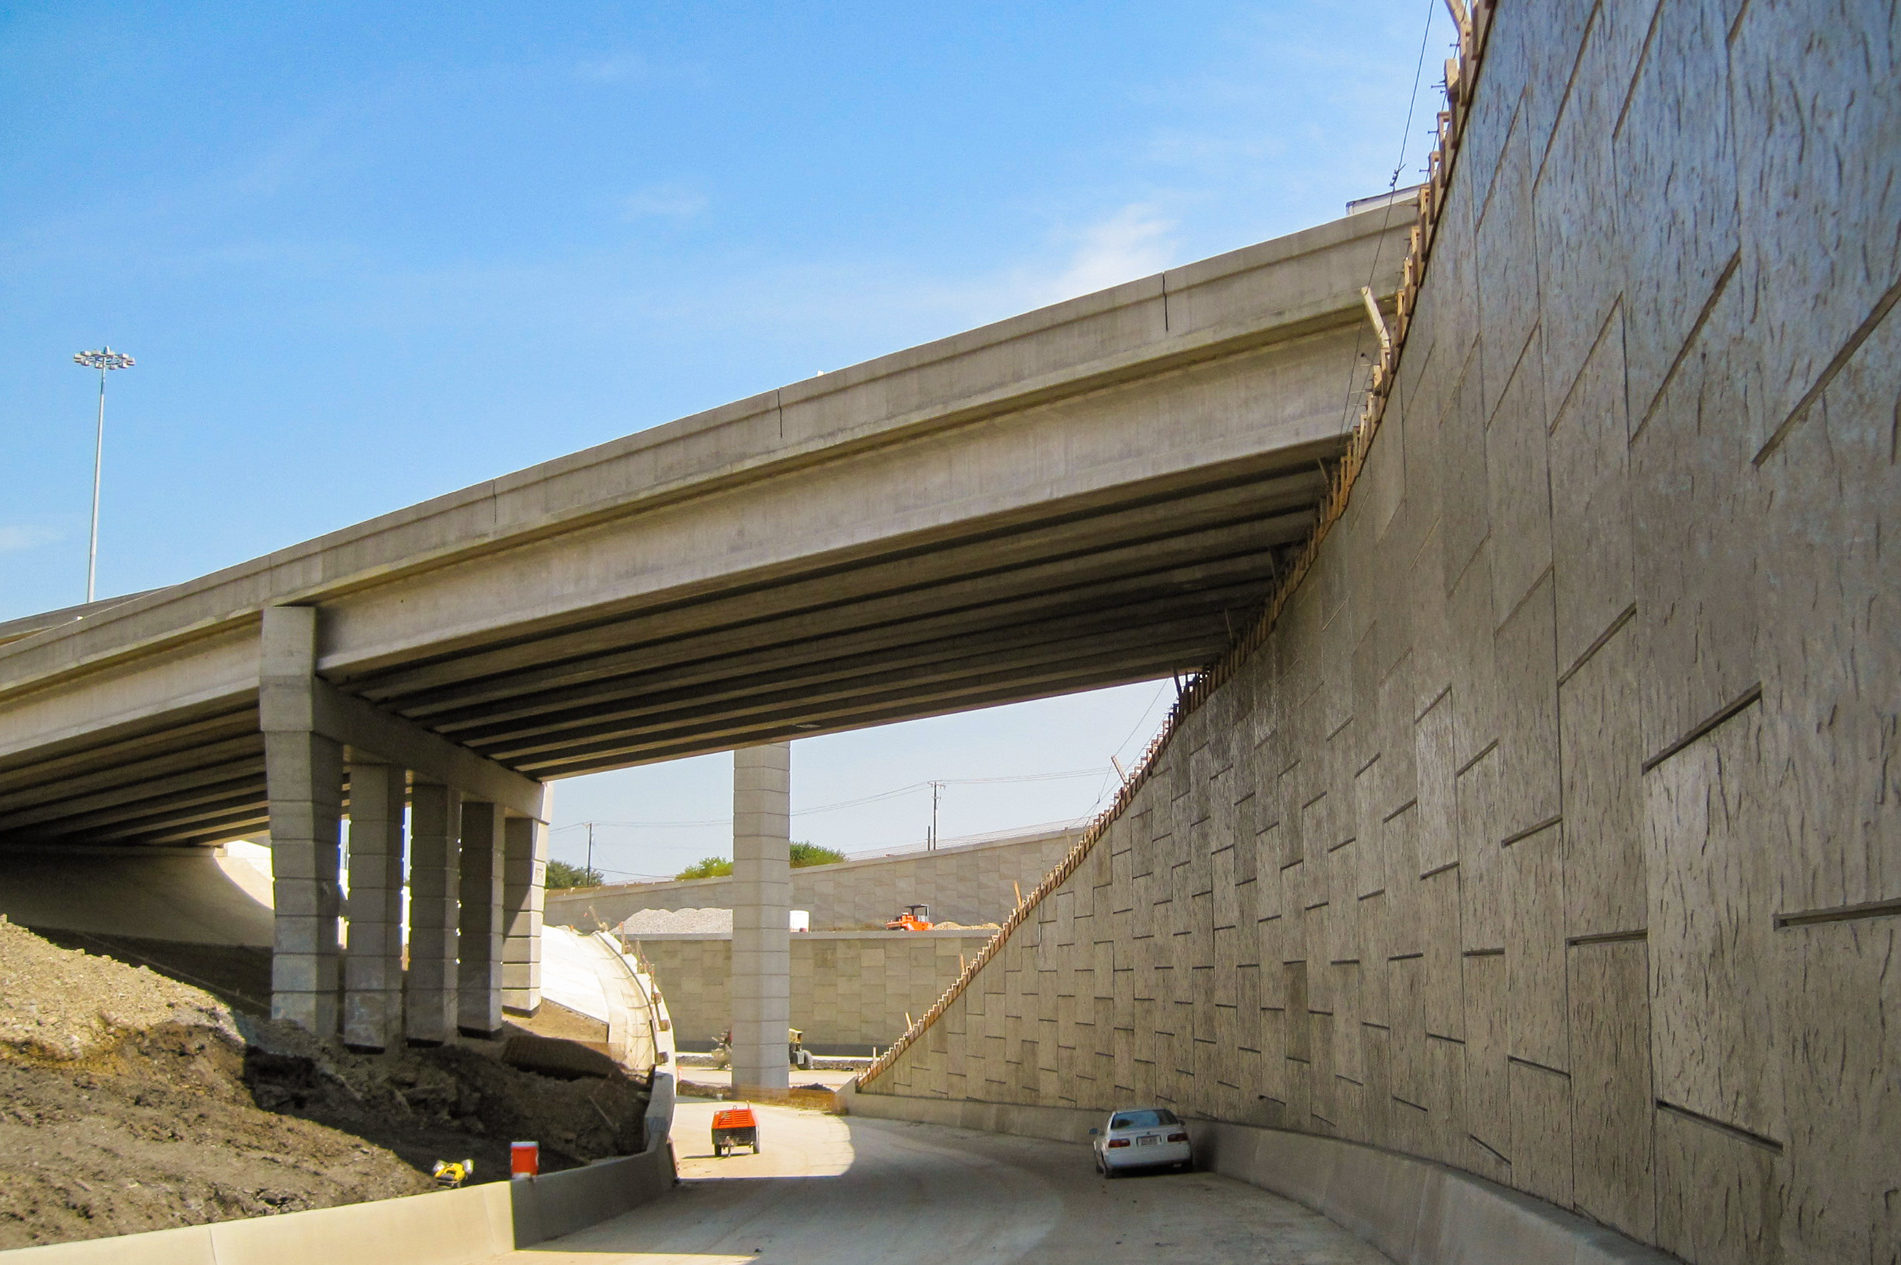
[72,346,135,603]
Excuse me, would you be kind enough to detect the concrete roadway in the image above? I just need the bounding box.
[490,1101,1389,1264]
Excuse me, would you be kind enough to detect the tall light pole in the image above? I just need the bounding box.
[72,346,134,603]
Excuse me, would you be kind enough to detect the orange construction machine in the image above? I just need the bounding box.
[885,903,934,931]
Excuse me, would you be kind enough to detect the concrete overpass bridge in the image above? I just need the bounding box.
[0,207,1402,1045]
[6,0,1894,1260]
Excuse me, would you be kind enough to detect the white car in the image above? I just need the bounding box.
[1090,1107,1193,1176]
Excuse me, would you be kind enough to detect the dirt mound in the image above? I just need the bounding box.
[0,917,651,1251]
[0,916,237,1062]
[240,1018,651,1182]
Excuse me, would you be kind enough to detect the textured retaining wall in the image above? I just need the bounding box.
[864,2,1901,1263]
[546,827,1076,931]
[633,930,994,1052]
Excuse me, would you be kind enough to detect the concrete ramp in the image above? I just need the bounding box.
[0,846,273,946]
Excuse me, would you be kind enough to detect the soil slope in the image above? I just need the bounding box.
[0,916,649,1250]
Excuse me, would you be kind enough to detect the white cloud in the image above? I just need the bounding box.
[0,525,59,554]
[622,183,708,220]
[1032,203,1180,306]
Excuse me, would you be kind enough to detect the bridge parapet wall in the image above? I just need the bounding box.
[862,1,1901,1262]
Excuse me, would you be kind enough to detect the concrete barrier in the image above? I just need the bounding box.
[0,1132,676,1264]
[841,1088,1673,1265]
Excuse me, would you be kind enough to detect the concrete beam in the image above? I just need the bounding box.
[258,611,543,818]
[319,681,545,819]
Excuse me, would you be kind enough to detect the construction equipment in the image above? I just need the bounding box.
[712,1105,760,1156]
[715,1026,810,1068]
[885,903,934,931]
[432,1158,475,1188]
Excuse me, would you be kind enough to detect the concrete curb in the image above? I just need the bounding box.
[0,1119,677,1264]
[840,1088,1672,1265]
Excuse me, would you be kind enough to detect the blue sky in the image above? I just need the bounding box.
[1,1,1450,878]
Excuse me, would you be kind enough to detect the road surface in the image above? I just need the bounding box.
[490,1100,1389,1264]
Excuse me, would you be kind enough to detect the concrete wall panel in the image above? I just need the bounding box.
[861,2,1898,1259]
[1731,0,1901,452]
[1757,302,1901,916]
[1568,938,1656,1244]
[1557,619,1646,939]
[1655,1108,1783,1265]
[1645,708,1785,1142]
[1614,0,1740,427]
[1483,346,1553,622]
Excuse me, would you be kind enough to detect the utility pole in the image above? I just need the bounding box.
[71,346,135,603]
[927,780,944,851]
[585,821,595,878]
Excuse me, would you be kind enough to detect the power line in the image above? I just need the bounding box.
[550,768,1109,833]
[1334,0,1448,438]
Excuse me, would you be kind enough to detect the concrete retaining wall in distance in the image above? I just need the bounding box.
[632,929,993,1052]
[842,1088,1671,1265]
[547,827,1077,932]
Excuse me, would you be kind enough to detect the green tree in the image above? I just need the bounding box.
[672,841,845,882]
[675,856,733,880]
[546,859,605,889]
[790,841,846,867]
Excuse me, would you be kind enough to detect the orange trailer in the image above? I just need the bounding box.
[712,1105,760,1156]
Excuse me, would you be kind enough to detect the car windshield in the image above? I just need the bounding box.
[1109,1109,1179,1130]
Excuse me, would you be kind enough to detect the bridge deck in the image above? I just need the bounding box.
[0,208,1403,848]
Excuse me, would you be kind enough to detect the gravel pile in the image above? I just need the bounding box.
[618,907,733,934]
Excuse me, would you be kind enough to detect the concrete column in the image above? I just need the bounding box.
[731,741,791,1091]
[406,780,462,1045]
[265,730,345,1035]
[260,605,345,1037]
[457,798,506,1038]
[502,812,549,1015]
[343,761,407,1050]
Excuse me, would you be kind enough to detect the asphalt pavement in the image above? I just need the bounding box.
[489,1100,1390,1264]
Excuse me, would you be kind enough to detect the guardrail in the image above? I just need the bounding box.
[0,1126,676,1264]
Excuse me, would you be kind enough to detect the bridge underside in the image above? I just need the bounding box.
[0,454,1328,850]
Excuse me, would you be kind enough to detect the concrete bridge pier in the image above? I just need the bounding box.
[457,798,507,1038]
[406,781,462,1044]
[259,608,346,1035]
[261,728,345,1035]
[258,604,551,1044]
[731,741,791,1092]
[501,812,549,1015]
[342,759,406,1049]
